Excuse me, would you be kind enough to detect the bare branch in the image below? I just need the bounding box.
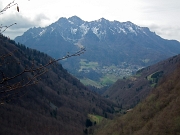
[0,1,18,14]
[0,47,85,85]
[0,1,18,34]
[0,23,17,33]
[0,47,86,103]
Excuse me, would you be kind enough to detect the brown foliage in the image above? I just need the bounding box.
[95,64,180,135]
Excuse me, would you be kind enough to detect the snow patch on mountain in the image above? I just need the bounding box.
[128,27,137,35]
[39,29,46,36]
[71,27,77,34]
[92,27,99,35]
[91,27,107,39]
[98,30,106,39]
[117,27,127,34]
[80,24,89,36]
[50,27,55,33]
[109,28,115,33]
[68,20,74,24]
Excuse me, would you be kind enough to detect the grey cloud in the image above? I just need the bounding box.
[1,15,34,28]
[1,13,50,29]
[33,13,50,24]
[149,24,180,42]
[0,1,3,10]
[0,13,50,39]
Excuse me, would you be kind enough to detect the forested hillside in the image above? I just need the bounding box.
[104,54,180,109]
[0,35,117,135]
[94,64,180,135]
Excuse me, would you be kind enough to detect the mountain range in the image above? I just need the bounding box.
[15,16,180,87]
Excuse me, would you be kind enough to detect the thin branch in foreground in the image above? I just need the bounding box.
[0,47,86,85]
[0,0,19,34]
[0,1,18,14]
[0,23,17,34]
[0,47,86,103]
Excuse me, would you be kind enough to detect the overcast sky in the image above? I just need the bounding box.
[0,0,180,41]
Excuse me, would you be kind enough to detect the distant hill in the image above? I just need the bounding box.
[103,54,180,109]
[14,16,180,87]
[0,35,117,135]
[94,63,180,135]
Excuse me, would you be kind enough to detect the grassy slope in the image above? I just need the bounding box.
[88,114,104,124]
[94,66,180,135]
[80,74,121,88]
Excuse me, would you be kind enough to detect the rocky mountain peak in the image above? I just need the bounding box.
[57,17,69,25]
[68,16,84,24]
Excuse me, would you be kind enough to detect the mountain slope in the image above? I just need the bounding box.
[14,16,180,87]
[0,35,117,135]
[94,63,180,135]
[103,54,180,109]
